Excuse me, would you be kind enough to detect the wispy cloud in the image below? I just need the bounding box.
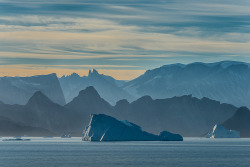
[0,0,250,79]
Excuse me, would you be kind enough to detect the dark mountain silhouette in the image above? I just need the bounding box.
[123,61,250,108]
[222,107,250,138]
[0,86,239,137]
[0,91,81,135]
[0,73,66,105]
[112,95,237,136]
[0,87,114,136]
[59,69,134,105]
[65,86,113,125]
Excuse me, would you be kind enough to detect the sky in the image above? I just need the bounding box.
[0,0,250,80]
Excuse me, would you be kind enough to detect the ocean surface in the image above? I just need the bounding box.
[0,137,250,167]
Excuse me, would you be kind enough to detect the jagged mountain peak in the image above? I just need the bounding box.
[61,72,80,79]
[59,69,132,105]
[70,72,80,77]
[88,69,99,77]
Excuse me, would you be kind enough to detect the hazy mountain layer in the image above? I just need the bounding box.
[0,73,66,105]
[124,61,250,108]
[59,69,134,105]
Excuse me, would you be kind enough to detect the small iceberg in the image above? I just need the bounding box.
[206,124,240,138]
[61,133,71,138]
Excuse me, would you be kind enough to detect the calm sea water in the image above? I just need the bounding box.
[0,137,250,167]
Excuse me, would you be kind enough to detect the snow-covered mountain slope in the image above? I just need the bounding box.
[123,61,250,108]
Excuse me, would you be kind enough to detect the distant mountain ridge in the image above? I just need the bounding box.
[1,61,249,108]
[161,61,250,69]
[0,73,66,105]
[123,61,250,108]
[59,69,134,105]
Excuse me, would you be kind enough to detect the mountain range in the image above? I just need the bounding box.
[0,86,241,137]
[123,61,250,108]
[0,61,249,137]
[59,69,133,105]
[0,61,249,108]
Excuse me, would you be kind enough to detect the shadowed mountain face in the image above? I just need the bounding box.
[65,86,112,112]
[112,95,237,137]
[0,91,82,135]
[0,116,54,137]
[123,61,250,108]
[0,86,238,137]
[59,69,134,105]
[0,87,113,136]
[65,86,114,124]
[222,107,250,138]
[0,73,66,105]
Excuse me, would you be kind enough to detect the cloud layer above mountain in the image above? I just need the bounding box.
[0,0,250,79]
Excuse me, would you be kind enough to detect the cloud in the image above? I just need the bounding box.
[0,0,250,79]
